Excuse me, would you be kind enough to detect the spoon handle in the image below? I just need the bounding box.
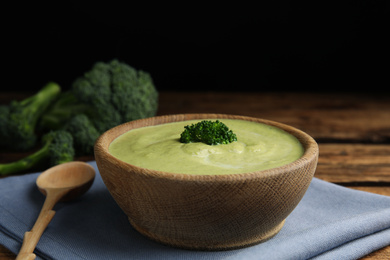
[16,189,69,260]
[16,211,56,260]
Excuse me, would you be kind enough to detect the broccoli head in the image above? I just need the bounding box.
[180,120,238,145]
[39,59,159,135]
[0,130,75,176]
[0,82,61,151]
[42,130,75,166]
[63,114,101,156]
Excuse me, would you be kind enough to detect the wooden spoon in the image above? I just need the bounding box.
[16,161,96,260]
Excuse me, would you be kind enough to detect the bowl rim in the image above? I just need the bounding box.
[94,113,319,182]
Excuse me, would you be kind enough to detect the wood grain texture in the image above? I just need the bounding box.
[316,144,390,183]
[361,247,390,260]
[157,92,390,143]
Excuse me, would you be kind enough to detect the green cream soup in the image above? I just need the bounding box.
[109,119,304,175]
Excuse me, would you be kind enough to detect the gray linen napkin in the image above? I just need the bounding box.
[1,161,389,260]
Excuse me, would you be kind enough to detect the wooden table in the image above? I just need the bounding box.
[1,91,389,259]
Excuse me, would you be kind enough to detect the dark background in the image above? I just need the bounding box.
[3,2,389,93]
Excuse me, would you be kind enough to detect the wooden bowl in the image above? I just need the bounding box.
[94,114,319,250]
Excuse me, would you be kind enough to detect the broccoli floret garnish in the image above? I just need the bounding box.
[0,130,75,176]
[0,82,60,151]
[180,120,237,145]
[39,59,159,134]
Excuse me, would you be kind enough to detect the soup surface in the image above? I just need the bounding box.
[109,119,304,175]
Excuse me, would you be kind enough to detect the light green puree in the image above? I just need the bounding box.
[109,119,304,175]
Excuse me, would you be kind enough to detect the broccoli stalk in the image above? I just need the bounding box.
[36,91,90,130]
[180,120,237,145]
[0,130,75,176]
[0,82,61,151]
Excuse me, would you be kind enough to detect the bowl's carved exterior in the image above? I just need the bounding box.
[95,114,319,250]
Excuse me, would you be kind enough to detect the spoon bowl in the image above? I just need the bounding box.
[16,161,95,260]
[36,161,96,202]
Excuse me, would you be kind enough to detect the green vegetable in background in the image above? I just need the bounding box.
[39,59,159,134]
[63,114,100,156]
[0,59,159,175]
[0,82,60,151]
[0,130,75,176]
[180,120,237,145]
